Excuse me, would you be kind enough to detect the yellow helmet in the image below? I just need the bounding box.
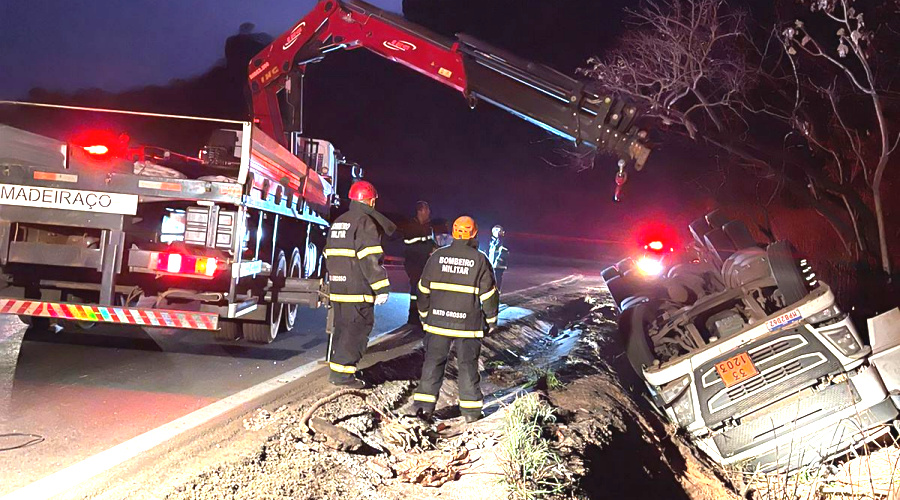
[452,216,478,240]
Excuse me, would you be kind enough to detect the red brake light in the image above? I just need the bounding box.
[648,240,664,251]
[153,253,220,277]
[83,145,110,156]
[72,130,128,159]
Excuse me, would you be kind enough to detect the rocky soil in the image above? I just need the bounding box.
[160,278,743,500]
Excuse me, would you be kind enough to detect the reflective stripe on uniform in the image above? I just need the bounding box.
[410,295,417,300]
[329,362,357,374]
[324,248,357,258]
[330,293,375,303]
[418,282,431,294]
[370,278,390,291]
[459,400,483,409]
[486,316,498,324]
[357,245,383,259]
[413,393,437,403]
[430,282,478,294]
[404,236,432,244]
[423,323,484,338]
[479,287,497,302]
[419,309,427,318]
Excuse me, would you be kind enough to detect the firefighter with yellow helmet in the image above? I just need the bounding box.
[411,216,499,423]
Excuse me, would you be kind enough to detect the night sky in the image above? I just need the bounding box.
[0,0,711,259]
[0,0,401,97]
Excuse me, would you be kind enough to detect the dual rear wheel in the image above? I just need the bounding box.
[217,247,305,344]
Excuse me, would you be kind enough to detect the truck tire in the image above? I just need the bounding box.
[617,258,636,274]
[215,319,242,341]
[766,241,807,305]
[283,247,302,332]
[20,316,53,332]
[601,265,620,282]
[618,302,657,380]
[605,275,634,308]
[244,250,286,344]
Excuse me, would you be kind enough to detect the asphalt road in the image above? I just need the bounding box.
[0,259,600,494]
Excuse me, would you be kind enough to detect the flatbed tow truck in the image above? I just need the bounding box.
[0,0,651,343]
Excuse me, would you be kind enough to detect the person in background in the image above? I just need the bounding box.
[488,225,509,292]
[411,216,499,423]
[323,180,395,388]
[402,201,437,326]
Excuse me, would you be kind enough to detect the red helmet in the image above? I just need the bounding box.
[348,180,378,202]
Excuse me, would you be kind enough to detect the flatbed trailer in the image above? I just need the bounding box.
[0,105,343,343]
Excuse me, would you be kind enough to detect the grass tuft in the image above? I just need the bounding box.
[499,393,573,500]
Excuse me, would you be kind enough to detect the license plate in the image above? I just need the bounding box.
[715,352,759,387]
[0,183,138,215]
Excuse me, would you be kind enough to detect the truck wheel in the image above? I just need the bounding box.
[244,250,286,344]
[601,265,620,282]
[617,258,636,274]
[618,302,657,380]
[59,319,96,332]
[283,247,302,332]
[20,316,53,332]
[304,241,319,278]
[766,241,807,305]
[215,319,242,341]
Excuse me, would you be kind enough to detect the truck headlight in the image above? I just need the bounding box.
[822,325,861,356]
[807,304,842,325]
[660,375,695,427]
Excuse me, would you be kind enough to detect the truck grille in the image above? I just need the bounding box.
[695,327,841,427]
[712,381,859,459]
[709,353,827,414]
[701,334,807,388]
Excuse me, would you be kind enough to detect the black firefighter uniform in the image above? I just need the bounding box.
[403,219,436,324]
[412,238,500,417]
[324,201,391,383]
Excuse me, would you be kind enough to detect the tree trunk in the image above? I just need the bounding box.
[841,195,864,258]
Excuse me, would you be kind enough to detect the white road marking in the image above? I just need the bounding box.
[0,357,326,500]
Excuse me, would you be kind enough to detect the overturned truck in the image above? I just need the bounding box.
[604,210,900,473]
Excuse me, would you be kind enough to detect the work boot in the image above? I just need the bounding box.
[415,407,434,423]
[463,412,484,424]
[330,377,367,389]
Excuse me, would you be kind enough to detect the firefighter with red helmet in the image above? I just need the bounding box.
[324,180,396,388]
[411,216,499,423]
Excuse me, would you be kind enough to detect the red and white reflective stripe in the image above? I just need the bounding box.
[0,299,219,330]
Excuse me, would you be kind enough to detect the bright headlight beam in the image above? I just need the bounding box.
[637,257,664,276]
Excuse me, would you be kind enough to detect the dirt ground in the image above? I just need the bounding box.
[150,278,758,500]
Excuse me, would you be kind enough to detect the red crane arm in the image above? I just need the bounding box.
[248,0,651,169]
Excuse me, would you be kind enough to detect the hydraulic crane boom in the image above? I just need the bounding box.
[249,0,651,170]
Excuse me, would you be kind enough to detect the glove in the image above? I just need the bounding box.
[375,293,389,305]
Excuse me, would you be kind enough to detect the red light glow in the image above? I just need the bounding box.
[154,253,220,277]
[83,145,110,156]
